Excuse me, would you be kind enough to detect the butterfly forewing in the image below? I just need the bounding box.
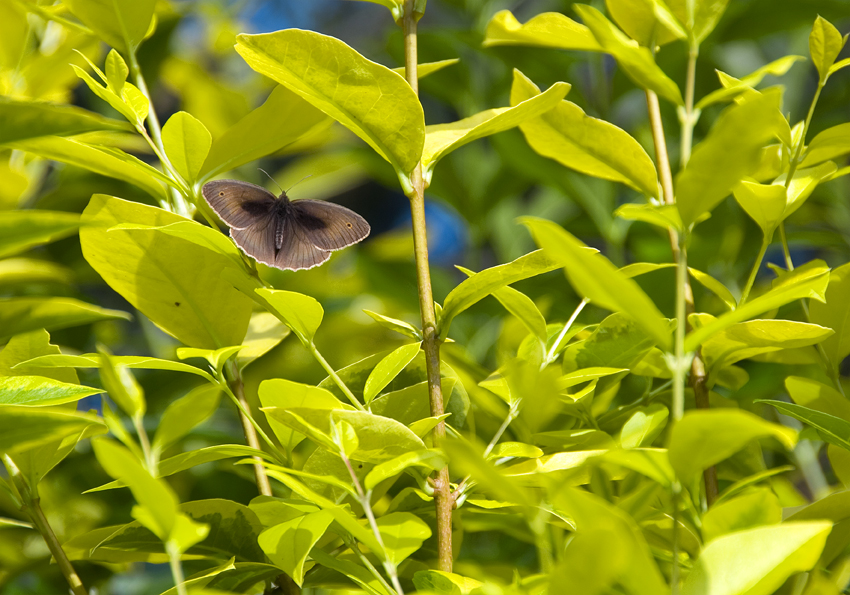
[289,199,371,251]
[203,179,277,229]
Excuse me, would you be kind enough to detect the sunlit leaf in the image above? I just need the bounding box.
[574,4,683,105]
[256,288,324,346]
[440,248,560,339]
[619,404,668,448]
[665,0,732,44]
[482,10,603,51]
[605,0,686,47]
[684,260,830,352]
[702,489,782,543]
[682,522,831,595]
[364,343,421,404]
[809,15,847,83]
[80,195,253,349]
[732,180,786,235]
[697,56,804,110]
[758,400,850,451]
[391,59,459,80]
[235,29,424,187]
[377,512,431,564]
[676,92,780,227]
[162,111,211,184]
[615,203,682,231]
[18,353,214,383]
[421,78,570,184]
[152,385,222,454]
[810,262,850,368]
[363,310,422,341]
[258,510,334,585]
[364,449,446,491]
[511,70,659,196]
[668,409,797,483]
[523,218,671,350]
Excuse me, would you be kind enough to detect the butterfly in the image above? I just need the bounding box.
[202,179,370,271]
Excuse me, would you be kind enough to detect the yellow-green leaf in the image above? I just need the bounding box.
[482,10,602,51]
[162,111,211,184]
[809,15,847,83]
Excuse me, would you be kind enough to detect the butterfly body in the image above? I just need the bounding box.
[202,179,370,271]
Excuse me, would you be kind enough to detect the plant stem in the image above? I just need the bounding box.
[341,455,404,594]
[133,414,156,474]
[308,343,365,411]
[483,405,518,459]
[402,0,453,573]
[545,298,589,366]
[26,498,88,595]
[739,234,772,305]
[225,363,273,496]
[779,82,824,270]
[679,45,699,168]
[167,543,188,595]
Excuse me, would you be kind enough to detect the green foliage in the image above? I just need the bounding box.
[2,1,850,595]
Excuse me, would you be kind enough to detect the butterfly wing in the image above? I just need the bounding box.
[274,216,332,271]
[230,217,278,267]
[202,179,277,229]
[288,199,371,251]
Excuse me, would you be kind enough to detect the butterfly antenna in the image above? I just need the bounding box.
[285,174,314,194]
[257,168,284,194]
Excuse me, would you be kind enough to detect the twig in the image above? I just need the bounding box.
[402,0,452,573]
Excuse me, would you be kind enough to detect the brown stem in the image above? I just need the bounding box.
[229,368,272,497]
[26,498,88,595]
[403,1,453,573]
[690,353,718,505]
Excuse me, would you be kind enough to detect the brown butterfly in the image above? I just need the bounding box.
[202,179,370,271]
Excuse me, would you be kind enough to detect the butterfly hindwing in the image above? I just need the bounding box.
[288,199,371,251]
[230,217,278,267]
[274,216,332,271]
[203,179,277,229]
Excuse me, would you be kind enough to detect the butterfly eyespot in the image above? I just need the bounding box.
[219,192,224,196]
[346,223,352,228]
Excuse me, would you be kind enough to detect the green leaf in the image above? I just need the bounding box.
[235,29,424,185]
[801,123,850,168]
[0,96,129,143]
[511,70,659,196]
[440,249,560,339]
[829,56,850,77]
[200,86,329,181]
[0,406,105,454]
[238,312,290,370]
[0,210,81,258]
[786,376,850,422]
[668,409,797,483]
[715,466,795,505]
[421,78,571,184]
[700,319,833,380]
[482,10,603,51]
[619,262,737,310]
[258,378,345,453]
[311,548,393,595]
[732,180,786,235]
[523,218,671,350]
[80,195,253,349]
[162,111,211,184]
[363,310,422,341]
[10,136,168,201]
[777,161,838,219]
[333,410,426,463]
[256,288,323,346]
[364,343,421,404]
[93,499,259,562]
[442,438,533,507]
[71,55,149,126]
[758,400,850,451]
[92,438,178,541]
[391,59,459,80]
[177,345,244,376]
[665,0,731,44]
[562,313,665,372]
[605,0,686,47]
[17,353,214,383]
[810,262,850,368]
[458,265,548,343]
[376,512,431,565]
[574,5,684,105]
[681,522,831,595]
[702,488,782,543]
[152,385,221,454]
[697,56,805,110]
[104,49,129,94]
[619,404,669,448]
[364,449,446,491]
[63,0,156,53]
[684,260,830,352]
[809,16,847,83]
[98,348,145,418]
[413,571,482,595]
[0,297,130,341]
[258,510,334,585]
[0,330,79,385]
[0,376,100,407]
[0,258,73,286]
[615,203,683,231]
[346,0,405,22]
[676,92,781,227]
